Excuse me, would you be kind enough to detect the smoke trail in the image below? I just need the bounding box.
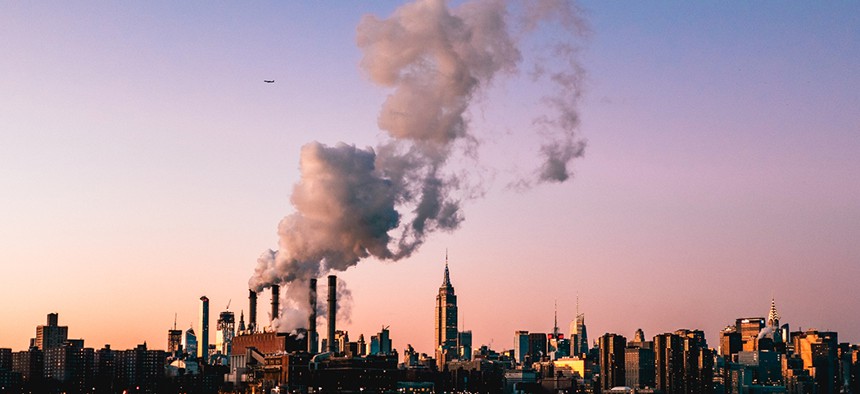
[250,0,589,326]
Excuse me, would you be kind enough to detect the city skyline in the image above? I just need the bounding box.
[2,0,858,359]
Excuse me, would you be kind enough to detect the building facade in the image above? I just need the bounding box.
[435,257,458,366]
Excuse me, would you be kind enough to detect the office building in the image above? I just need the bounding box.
[793,329,838,394]
[626,330,655,389]
[599,333,627,391]
[435,255,458,366]
[515,331,531,364]
[198,296,209,360]
[570,297,588,357]
[737,318,765,352]
[459,330,473,361]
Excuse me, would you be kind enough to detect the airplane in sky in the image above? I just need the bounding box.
[264,80,275,83]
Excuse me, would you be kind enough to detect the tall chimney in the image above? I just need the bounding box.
[271,284,280,323]
[327,275,337,353]
[308,278,318,353]
[248,290,257,333]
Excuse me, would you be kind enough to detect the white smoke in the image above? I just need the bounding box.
[250,0,589,326]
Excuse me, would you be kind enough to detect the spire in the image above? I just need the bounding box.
[553,300,559,336]
[768,297,780,327]
[443,250,451,286]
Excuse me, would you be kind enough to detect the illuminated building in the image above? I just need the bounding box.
[435,254,458,366]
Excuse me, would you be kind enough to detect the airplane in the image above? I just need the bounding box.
[264,80,275,83]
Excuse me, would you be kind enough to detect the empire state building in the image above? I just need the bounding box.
[435,254,458,365]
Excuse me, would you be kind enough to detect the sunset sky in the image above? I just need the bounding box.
[1,1,858,355]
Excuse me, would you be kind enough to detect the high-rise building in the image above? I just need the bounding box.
[435,254,458,366]
[184,326,198,359]
[369,326,392,355]
[599,333,627,391]
[528,333,548,361]
[736,317,765,352]
[515,331,530,364]
[198,296,209,360]
[655,332,684,394]
[34,313,68,351]
[12,346,44,384]
[626,329,655,389]
[766,299,780,329]
[167,328,182,355]
[719,326,742,359]
[570,297,588,357]
[793,329,839,394]
[458,331,473,361]
[655,329,713,394]
[43,339,94,393]
[216,310,235,356]
[548,302,568,359]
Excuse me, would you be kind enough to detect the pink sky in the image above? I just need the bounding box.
[1,1,858,354]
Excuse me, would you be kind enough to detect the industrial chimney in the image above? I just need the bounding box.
[308,278,318,353]
[248,289,257,333]
[327,275,337,353]
[271,284,280,323]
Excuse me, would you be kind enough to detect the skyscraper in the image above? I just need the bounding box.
[198,296,209,360]
[435,253,458,366]
[458,330,473,361]
[599,333,627,391]
[184,326,197,358]
[515,331,530,364]
[570,297,588,357]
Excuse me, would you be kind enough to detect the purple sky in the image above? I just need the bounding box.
[1,1,858,354]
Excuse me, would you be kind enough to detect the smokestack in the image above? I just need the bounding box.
[327,275,337,353]
[308,278,318,353]
[271,284,280,323]
[248,290,257,333]
[199,296,209,360]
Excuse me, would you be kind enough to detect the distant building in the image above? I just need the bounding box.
[737,317,765,352]
[570,298,588,357]
[458,330,473,361]
[12,346,44,389]
[43,339,94,393]
[167,328,183,355]
[198,296,210,360]
[655,330,714,394]
[792,329,838,394]
[626,330,655,389]
[515,331,530,364]
[114,343,168,393]
[184,326,198,359]
[215,310,235,357]
[720,326,742,359]
[599,333,627,391]
[528,333,548,362]
[34,313,68,351]
[435,254,458,367]
[370,326,392,355]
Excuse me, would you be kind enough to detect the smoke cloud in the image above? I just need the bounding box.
[250,0,588,331]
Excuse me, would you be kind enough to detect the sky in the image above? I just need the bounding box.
[1,1,858,355]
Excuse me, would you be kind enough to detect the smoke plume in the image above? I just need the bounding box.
[250,0,588,331]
